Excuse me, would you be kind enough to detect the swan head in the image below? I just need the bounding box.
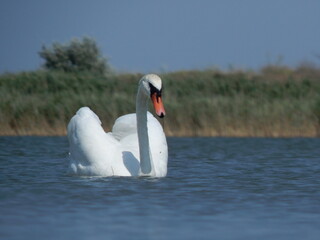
[140,74,166,118]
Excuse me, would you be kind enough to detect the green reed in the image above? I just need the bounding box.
[1,66,320,136]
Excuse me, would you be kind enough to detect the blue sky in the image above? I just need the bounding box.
[1,0,320,73]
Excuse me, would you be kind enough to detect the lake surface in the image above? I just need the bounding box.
[0,136,320,240]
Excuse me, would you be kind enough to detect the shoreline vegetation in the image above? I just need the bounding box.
[1,65,320,137]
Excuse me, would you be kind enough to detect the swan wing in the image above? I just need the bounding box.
[111,112,168,177]
[111,113,137,141]
[67,107,119,176]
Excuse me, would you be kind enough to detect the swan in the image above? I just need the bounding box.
[67,74,168,177]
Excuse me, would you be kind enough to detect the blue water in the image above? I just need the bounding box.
[1,137,320,240]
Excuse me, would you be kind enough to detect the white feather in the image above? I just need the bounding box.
[67,75,168,177]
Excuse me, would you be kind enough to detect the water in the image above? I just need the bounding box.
[1,137,320,240]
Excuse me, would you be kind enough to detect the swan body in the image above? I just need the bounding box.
[67,74,168,177]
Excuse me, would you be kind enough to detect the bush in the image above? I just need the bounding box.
[39,37,109,74]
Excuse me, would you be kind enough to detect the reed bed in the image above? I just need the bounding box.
[1,66,320,137]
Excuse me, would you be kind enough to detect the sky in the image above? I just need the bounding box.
[1,0,320,73]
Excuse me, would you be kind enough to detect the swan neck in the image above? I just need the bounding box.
[136,87,153,175]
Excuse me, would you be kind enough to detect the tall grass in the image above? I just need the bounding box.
[161,68,320,136]
[1,66,320,136]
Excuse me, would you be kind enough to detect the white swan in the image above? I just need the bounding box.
[67,74,168,177]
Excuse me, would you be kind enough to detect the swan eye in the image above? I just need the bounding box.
[149,83,162,98]
[149,82,166,118]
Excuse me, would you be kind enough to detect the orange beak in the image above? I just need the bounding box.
[151,92,166,118]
